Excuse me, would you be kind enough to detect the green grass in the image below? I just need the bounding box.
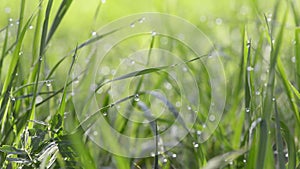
[0,0,300,168]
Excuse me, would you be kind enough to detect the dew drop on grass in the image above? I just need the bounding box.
[151,31,157,36]
[215,18,223,25]
[200,15,206,22]
[164,82,172,90]
[243,159,246,163]
[163,158,168,163]
[209,114,216,122]
[93,131,98,136]
[5,7,11,13]
[255,91,260,95]
[272,97,276,101]
[172,153,177,158]
[18,51,23,56]
[175,101,181,107]
[91,31,97,36]
[9,18,13,22]
[192,142,199,148]
[130,23,135,28]
[46,80,52,87]
[29,25,33,29]
[285,153,288,157]
[245,108,250,113]
[35,96,43,104]
[16,21,19,25]
[11,97,16,102]
[130,60,135,65]
[247,66,254,71]
[101,0,106,3]
[291,56,296,63]
[134,94,140,102]
[203,124,206,128]
[150,152,155,157]
[229,161,233,165]
[187,106,192,110]
[182,67,188,72]
[138,17,145,23]
[196,130,202,135]
[15,73,18,76]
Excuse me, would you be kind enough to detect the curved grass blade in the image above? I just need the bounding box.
[274,100,285,169]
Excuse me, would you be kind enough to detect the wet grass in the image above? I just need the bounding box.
[0,0,300,168]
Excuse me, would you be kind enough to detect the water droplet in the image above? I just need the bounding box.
[291,56,296,63]
[285,153,288,158]
[11,97,16,102]
[196,130,202,135]
[272,39,275,44]
[130,23,135,28]
[9,18,13,22]
[164,82,172,90]
[130,60,135,65]
[46,80,52,87]
[35,96,43,104]
[255,91,261,95]
[39,57,43,61]
[209,114,216,122]
[175,101,181,107]
[15,73,18,76]
[138,17,145,23]
[187,106,192,110]
[203,124,206,128]
[134,94,140,102]
[101,0,106,3]
[163,158,168,163]
[247,66,254,71]
[272,97,276,101]
[18,51,23,56]
[182,67,188,72]
[9,23,14,27]
[246,108,250,113]
[243,159,246,163]
[150,152,155,157]
[172,153,177,158]
[268,131,271,134]
[16,21,19,25]
[91,31,97,36]
[93,131,98,136]
[64,157,68,160]
[5,7,11,13]
[200,15,207,22]
[215,18,223,25]
[292,40,296,45]
[74,78,80,84]
[229,161,233,165]
[151,31,157,36]
[192,142,199,148]
[29,25,33,30]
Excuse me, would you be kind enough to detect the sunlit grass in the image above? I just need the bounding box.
[0,0,299,168]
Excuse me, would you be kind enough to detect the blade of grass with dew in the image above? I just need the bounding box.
[31,0,44,66]
[277,58,300,127]
[256,8,288,169]
[280,121,296,169]
[274,100,285,169]
[203,149,247,169]
[54,46,78,133]
[0,27,8,77]
[46,0,73,44]
[28,0,54,130]
[295,28,300,90]
[233,27,250,149]
[290,82,300,99]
